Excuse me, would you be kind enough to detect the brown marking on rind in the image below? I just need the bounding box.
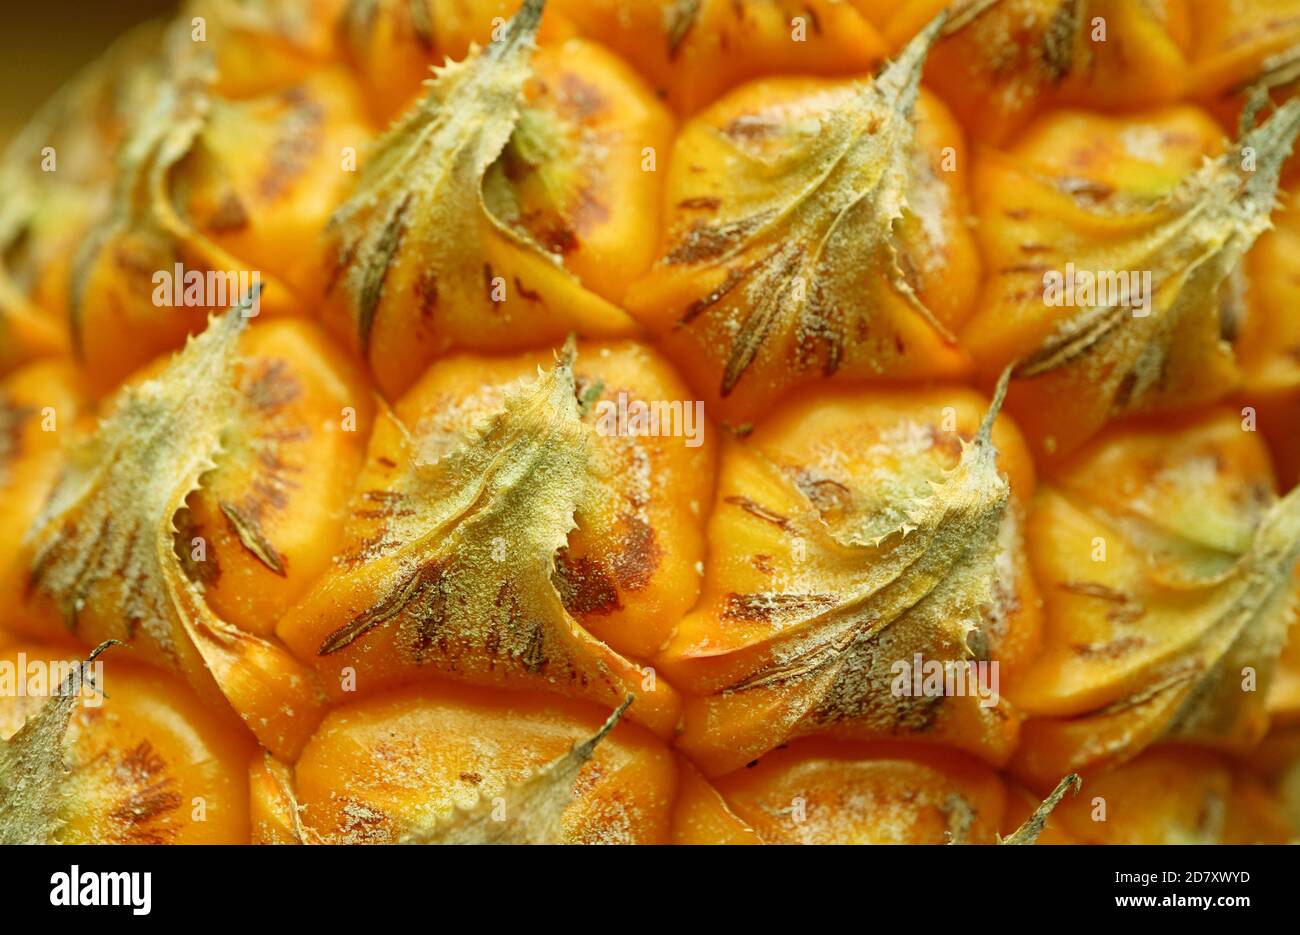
[803,4,822,36]
[665,213,776,266]
[220,500,288,577]
[407,0,435,52]
[245,359,303,413]
[722,592,836,623]
[1054,176,1115,202]
[260,87,326,202]
[788,468,852,515]
[540,224,579,255]
[1112,369,1138,412]
[173,507,221,587]
[415,269,439,318]
[557,73,608,120]
[720,244,808,394]
[0,397,35,488]
[554,551,621,616]
[1072,635,1149,659]
[356,193,413,354]
[107,740,183,844]
[514,277,541,303]
[721,114,783,141]
[1041,0,1082,85]
[1059,581,1129,601]
[999,263,1052,274]
[492,580,548,672]
[1058,580,1146,622]
[325,239,358,297]
[611,516,661,591]
[724,495,792,531]
[666,0,703,59]
[207,192,250,232]
[319,561,440,655]
[680,267,747,324]
[678,196,721,211]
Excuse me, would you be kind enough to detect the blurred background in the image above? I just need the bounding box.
[0,0,178,143]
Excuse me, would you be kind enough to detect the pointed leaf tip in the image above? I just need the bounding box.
[977,366,1013,446]
[0,641,119,844]
[875,8,946,107]
[942,0,1000,36]
[1239,97,1300,204]
[1001,773,1081,845]
[498,0,545,54]
[655,6,952,400]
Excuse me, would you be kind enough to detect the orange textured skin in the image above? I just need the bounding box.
[670,756,763,844]
[0,361,86,588]
[1009,409,1290,789]
[270,682,677,843]
[340,0,575,124]
[193,0,353,100]
[857,0,1191,145]
[0,193,84,376]
[553,0,888,116]
[705,739,1008,844]
[3,0,1300,847]
[1046,747,1292,844]
[1241,184,1300,483]
[0,643,256,843]
[74,68,372,396]
[180,320,374,639]
[0,323,350,762]
[1187,0,1300,101]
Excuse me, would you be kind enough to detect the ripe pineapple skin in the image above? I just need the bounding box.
[1,0,1299,845]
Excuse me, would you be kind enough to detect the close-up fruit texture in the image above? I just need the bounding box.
[2,0,1300,846]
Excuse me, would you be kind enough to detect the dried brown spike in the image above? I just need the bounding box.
[1000,773,1081,845]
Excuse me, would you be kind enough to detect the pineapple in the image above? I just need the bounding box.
[1,0,1299,845]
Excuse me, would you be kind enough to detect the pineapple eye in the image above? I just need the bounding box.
[322,1,668,399]
[964,103,1300,460]
[550,0,888,115]
[67,21,370,395]
[627,20,980,424]
[1023,748,1292,845]
[658,376,1040,776]
[1008,409,1300,790]
[276,340,715,740]
[0,315,376,762]
[0,25,162,379]
[252,689,670,844]
[864,0,1194,147]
